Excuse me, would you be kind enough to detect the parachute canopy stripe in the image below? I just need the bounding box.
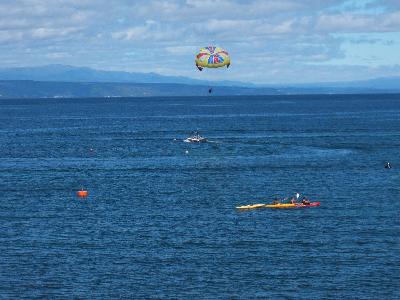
[208,54,224,65]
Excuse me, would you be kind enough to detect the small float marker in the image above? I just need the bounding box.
[76,189,88,198]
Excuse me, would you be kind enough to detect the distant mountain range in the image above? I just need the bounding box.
[0,64,399,98]
[0,80,279,98]
[0,64,249,87]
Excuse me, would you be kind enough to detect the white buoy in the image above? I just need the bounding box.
[185,150,189,154]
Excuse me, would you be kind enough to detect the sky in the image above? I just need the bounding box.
[1,0,400,84]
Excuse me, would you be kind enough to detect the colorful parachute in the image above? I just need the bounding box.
[195,46,230,71]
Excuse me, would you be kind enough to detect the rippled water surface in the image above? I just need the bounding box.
[1,95,399,299]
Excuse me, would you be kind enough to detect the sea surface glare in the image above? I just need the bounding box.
[0,95,399,299]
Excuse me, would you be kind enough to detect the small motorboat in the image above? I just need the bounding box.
[184,131,207,143]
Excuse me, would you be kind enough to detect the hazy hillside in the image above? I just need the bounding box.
[0,80,279,98]
[0,65,399,98]
[2,64,399,90]
[0,65,248,87]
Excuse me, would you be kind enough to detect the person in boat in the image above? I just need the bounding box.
[302,197,311,205]
[272,197,280,205]
[385,162,391,169]
[289,192,300,204]
[190,131,197,139]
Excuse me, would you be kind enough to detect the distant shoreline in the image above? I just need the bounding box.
[1,80,399,99]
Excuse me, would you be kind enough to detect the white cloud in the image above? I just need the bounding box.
[0,30,24,43]
[46,52,72,59]
[31,27,82,39]
[165,46,197,55]
[111,20,186,43]
[315,12,400,33]
[112,26,148,41]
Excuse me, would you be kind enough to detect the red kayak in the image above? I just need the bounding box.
[295,201,320,207]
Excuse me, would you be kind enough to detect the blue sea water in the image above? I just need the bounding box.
[0,94,399,299]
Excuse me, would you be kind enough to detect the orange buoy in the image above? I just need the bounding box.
[76,189,88,198]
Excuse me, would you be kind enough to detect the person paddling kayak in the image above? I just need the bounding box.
[272,197,281,204]
[290,192,300,204]
[302,197,311,205]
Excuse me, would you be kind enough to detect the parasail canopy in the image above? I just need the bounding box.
[195,46,230,71]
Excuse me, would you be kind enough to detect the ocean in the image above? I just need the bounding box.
[0,94,399,299]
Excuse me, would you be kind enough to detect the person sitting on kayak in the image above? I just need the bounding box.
[302,197,311,205]
[272,197,280,205]
[289,192,300,204]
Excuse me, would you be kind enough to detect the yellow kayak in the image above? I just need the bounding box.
[236,203,266,210]
[236,203,297,210]
[264,203,296,208]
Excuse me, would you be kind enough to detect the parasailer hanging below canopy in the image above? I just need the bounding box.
[195,46,230,71]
